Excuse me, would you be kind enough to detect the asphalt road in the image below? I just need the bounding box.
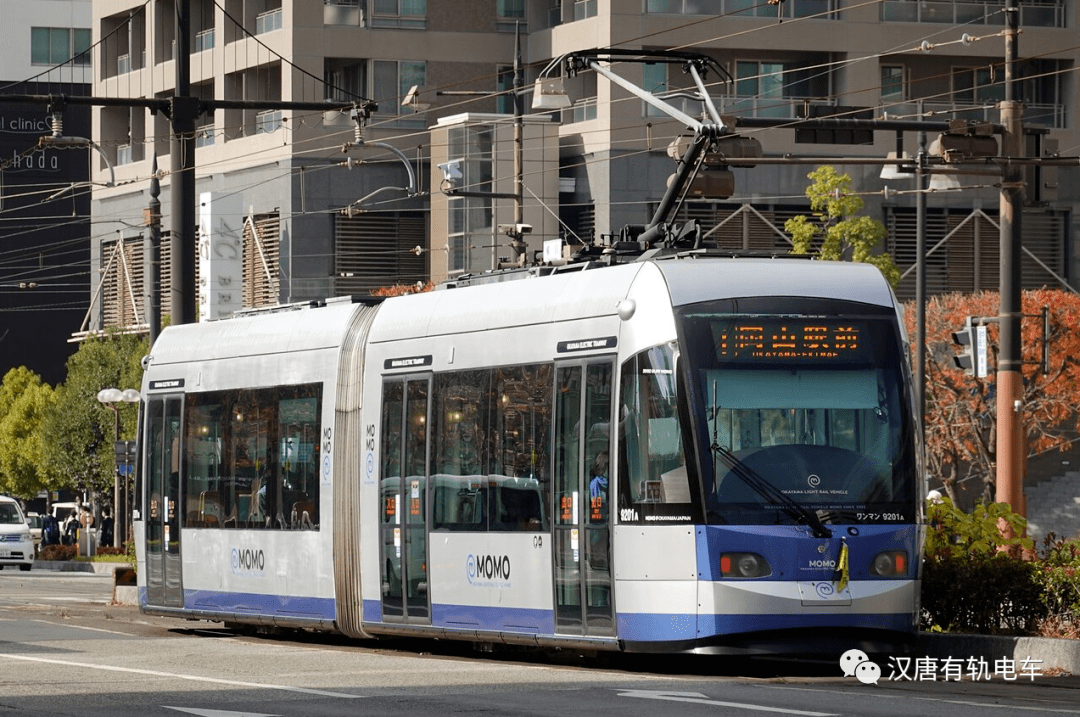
[2,570,1079,717]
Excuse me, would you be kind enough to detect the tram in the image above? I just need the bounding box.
[134,253,923,655]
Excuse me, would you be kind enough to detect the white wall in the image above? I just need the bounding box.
[0,0,92,84]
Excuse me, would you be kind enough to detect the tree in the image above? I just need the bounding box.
[784,165,901,287]
[0,367,57,498]
[909,290,1080,503]
[40,332,147,501]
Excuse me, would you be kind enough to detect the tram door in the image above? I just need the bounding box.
[553,361,615,636]
[144,395,184,608]
[379,378,431,623]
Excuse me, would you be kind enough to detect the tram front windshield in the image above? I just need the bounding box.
[677,297,916,526]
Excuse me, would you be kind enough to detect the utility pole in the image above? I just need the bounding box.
[510,23,527,265]
[145,156,161,345]
[915,132,928,425]
[171,0,198,325]
[997,0,1025,517]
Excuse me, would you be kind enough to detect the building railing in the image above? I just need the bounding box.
[256,8,283,35]
[195,28,215,53]
[647,0,836,19]
[117,144,133,165]
[885,100,1065,128]
[881,0,1064,27]
[196,125,216,148]
[564,98,597,123]
[722,94,822,119]
[255,110,283,134]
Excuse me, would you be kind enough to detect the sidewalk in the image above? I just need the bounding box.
[31,560,137,605]
[919,632,1080,675]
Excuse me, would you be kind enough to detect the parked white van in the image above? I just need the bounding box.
[0,496,35,571]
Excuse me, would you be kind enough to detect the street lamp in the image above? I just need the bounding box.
[97,387,140,548]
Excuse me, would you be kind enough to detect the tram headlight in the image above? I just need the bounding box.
[720,552,772,579]
[869,550,908,577]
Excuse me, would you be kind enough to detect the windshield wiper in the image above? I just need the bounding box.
[711,441,833,539]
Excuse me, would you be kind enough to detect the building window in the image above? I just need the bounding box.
[370,0,427,28]
[548,0,562,27]
[31,27,91,66]
[881,65,905,101]
[497,0,526,31]
[373,59,426,119]
[562,70,597,124]
[325,59,367,102]
[573,0,596,20]
[729,60,827,119]
[952,66,1004,105]
[497,66,515,114]
[446,125,495,274]
[639,62,699,118]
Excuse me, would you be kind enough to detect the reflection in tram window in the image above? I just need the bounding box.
[617,342,697,523]
[183,384,322,530]
[428,364,551,532]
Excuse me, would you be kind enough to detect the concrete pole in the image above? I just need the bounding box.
[996,0,1025,517]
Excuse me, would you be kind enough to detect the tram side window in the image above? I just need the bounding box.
[618,343,696,523]
[429,364,551,532]
[184,384,322,530]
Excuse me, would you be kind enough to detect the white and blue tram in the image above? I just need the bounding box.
[135,255,923,655]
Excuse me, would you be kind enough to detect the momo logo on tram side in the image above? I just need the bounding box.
[231,546,266,577]
[466,553,512,587]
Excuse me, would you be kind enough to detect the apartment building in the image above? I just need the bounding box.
[1,0,92,383]
[86,0,1078,330]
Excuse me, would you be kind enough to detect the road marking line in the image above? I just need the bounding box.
[0,654,363,698]
[617,689,838,715]
[29,618,132,636]
[761,683,1080,715]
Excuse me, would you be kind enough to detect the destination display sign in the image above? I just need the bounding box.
[715,320,868,362]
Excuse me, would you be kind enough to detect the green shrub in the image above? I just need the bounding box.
[1034,534,1080,625]
[925,497,1033,559]
[921,551,1047,635]
[921,498,1045,634]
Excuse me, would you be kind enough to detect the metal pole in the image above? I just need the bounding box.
[170,0,198,325]
[996,0,1024,516]
[112,406,121,548]
[916,132,927,430]
[146,156,161,345]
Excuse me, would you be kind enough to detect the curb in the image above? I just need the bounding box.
[31,560,120,574]
[113,584,138,606]
[919,632,1080,674]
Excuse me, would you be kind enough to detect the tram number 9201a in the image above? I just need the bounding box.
[857,513,906,522]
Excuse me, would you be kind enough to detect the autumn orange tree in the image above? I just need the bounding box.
[906,289,1080,503]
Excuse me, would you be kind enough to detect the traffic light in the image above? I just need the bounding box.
[951,317,988,377]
